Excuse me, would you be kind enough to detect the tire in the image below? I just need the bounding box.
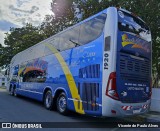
[13,87,17,97]
[57,92,68,115]
[10,86,14,96]
[44,90,53,110]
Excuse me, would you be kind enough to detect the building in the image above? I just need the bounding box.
[0,73,7,87]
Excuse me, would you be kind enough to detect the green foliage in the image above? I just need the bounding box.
[0,23,45,68]
[40,0,77,38]
[51,0,74,18]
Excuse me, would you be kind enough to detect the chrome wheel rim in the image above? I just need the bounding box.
[10,87,13,95]
[45,93,52,108]
[14,88,17,96]
[58,96,66,112]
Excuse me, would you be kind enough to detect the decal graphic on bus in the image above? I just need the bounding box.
[122,34,150,52]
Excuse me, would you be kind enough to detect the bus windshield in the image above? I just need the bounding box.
[118,10,151,42]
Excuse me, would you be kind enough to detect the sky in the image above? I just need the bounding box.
[0,0,53,46]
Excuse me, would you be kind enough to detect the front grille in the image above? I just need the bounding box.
[119,53,150,82]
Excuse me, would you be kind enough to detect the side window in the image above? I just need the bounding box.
[43,13,106,52]
[59,26,80,51]
[23,70,46,83]
[34,44,45,59]
[24,48,35,62]
[44,36,60,55]
[79,13,106,45]
[20,59,47,83]
[68,26,80,47]
[49,36,60,51]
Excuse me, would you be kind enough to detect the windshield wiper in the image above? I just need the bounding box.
[69,39,81,47]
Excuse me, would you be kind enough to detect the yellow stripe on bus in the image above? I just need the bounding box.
[45,43,85,114]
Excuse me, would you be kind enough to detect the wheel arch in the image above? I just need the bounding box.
[53,87,68,102]
[43,86,53,101]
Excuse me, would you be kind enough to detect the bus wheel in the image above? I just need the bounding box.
[13,87,17,97]
[10,87,14,96]
[44,90,53,110]
[57,92,68,115]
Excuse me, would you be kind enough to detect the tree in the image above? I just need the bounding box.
[0,23,45,68]
[40,0,77,38]
[51,0,74,18]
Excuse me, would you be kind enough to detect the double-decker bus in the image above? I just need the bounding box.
[7,7,152,117]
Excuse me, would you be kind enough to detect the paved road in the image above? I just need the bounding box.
[0,88,155,131]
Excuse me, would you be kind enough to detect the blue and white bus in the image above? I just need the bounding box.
[8,7,152,117]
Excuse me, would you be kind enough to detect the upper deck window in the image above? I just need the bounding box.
[118,10,151,42]
[79,13,106,45]
[45,13,107,55]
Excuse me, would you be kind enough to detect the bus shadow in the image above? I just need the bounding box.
[9,93,143,124]
[11,94,44,108]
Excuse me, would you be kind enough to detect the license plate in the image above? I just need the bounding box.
[133,108,141,114]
